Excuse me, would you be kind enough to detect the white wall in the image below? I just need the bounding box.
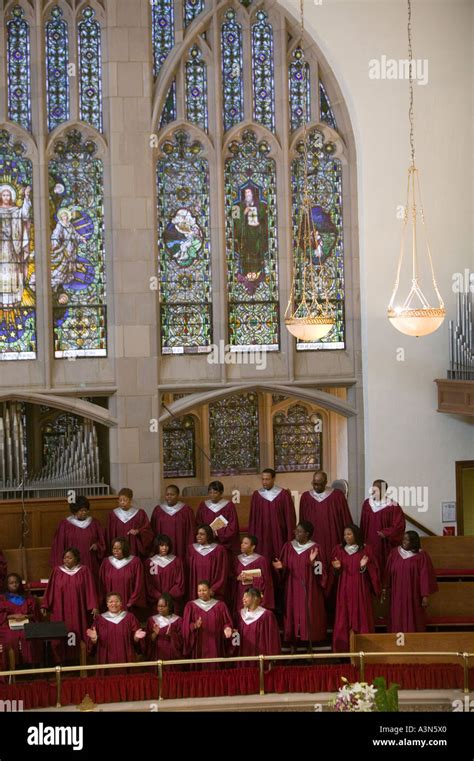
[280,0,474,533]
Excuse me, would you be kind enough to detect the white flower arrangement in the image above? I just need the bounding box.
[331,676,378,712]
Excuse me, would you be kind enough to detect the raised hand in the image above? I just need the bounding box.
[332,558,341,570]
[224,626,233,639]
[360,555,369,569]
[86,627,97,643]
[309,547,319,563]
[134,628,146,640]
[272,559,283,570]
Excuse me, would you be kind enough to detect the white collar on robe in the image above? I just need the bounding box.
[368,498,393,513]
[310,488,333,502]
[67,515,93,529]
[204,498,228,513]
[113,507,139,523]
[59,564,82,576]
[152,613,179,627]
[238,552,262,567]
[102,610,127,624]
[398,547,417,559]
[150,554,176,568]
[291,539,316,554]
[240,606,266,625]
[344,544,360,555]
[258,486,282,502]
[193,598,218,612]
[108,555,134,569]
[192,543,218,556]
[159,502,185,516]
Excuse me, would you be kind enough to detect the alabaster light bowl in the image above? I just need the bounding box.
[387,307,446,337]
[285,317,334,342]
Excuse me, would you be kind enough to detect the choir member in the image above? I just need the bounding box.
[105,487,154,560]
[360,479,406,572]
[0,549,7,591]
[50,495,106,584]
[331,524,381,652]
[232,534,275,614]
[183,581,233,668]
[249,469,296,564]
[146,593,184,663]
[196,481,240,556]
[186,525,228,601]
[144,535,185,613]
[382,530,438,633]
[86,592,146,671]
[234,588,281,658]
[41,548,99,663]
[273,521,327,646]
[99,537,146,611]
[0,573,40,665]
[151,485,195,560]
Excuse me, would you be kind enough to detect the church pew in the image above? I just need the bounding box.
[373,580,474,628]
[350,631,474,665]
[420,536,474,576]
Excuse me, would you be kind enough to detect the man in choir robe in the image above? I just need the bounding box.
[196,481,240,556]
[150,485,195,560]
[86,593,145,673]
[183,581,233,669]
[382,530,438,633]
[248,469,296,565]
[360,479,406,573]
[232,534,274,614]
[234,587,281,658]
[105,487,154,560]
[50,495,106,584]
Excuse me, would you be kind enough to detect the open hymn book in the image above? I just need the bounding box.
[8,617,29,630]
[241,568,262,585]
[209,515,229,531]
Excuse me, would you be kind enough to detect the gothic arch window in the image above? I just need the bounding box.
[273,403,323,472]
[6,4,32,132]
[45,5,70,132]
[77,6,103,132]
[163,414,196,478]
[209,392,259,475]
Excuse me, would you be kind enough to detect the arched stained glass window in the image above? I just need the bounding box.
[320,80,337,130]
[251,11,275,132]
[184,0,204,29]
[152,0,174,78]
[289,47,310,132]
[185,46,208,132]
[273,404,322,472]
[6,6,32,132]
[49,130,107,358]
[0,131,36,359]
[209,393,260,475]
[78,7,103,132]
[221,9,244,133]
[163,415,196,478]
[157,131,212,354]
[46,6,70,132]
[159,81,177,128]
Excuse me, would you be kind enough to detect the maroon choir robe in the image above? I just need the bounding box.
[232,552,275,613]
[186,543,228,601]
[183,598,232,668]
[43,564,98,662]
[249,486,296,563]
[0,550,6,590]
[50,515,106,583]
[88,610,141,669]
[300,489,353,571]
[0,593,40,663]
[146,613,183,662]
[99,555,146,609]
[279,540,327,643]
[385,547,438,632]
[331,543,381,652]
[151,501,196,559]
[360,499,406,572]
[144,554,185,612]
[235,606,281,657]
[195,499,240,555]
[105,507,154,559]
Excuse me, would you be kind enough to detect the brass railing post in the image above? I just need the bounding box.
[461,652,469,696]
[158,660,163,701]
[359,651,365,682]
[55,665,62,708]
[259,655,265,696]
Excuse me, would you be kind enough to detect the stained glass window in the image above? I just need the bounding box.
[46,6,70,132]
[163,415,196,478]
[49,130,107,358]
[225,130,279,350]
[273,404,322,472]
[152,0,174,78]
[221,9,244,133]
[6,6,32,132]
[291,129,345,349]
[209,394,259,475]
[320,80,337,130]
[157,131,212,354]
[159,81,177,128]
[251,11,275,132]
[78,7,103,132]
[289,47,310,132]
[184,0,204,28]
[0,131,36,360]
[185,47,208,132]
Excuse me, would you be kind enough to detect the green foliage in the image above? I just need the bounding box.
[373,676,400,712]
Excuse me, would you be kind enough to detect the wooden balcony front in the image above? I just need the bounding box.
[435,379,474,417]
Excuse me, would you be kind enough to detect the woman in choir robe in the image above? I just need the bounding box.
[41,548,99,663]
[50,495,106,584]
[0,573,40,665]
[183,581,233,669]
[186,525,228,601]
[146,593,184,664]
[360,479,405,573]
[196,481,240,557]
[331,524,381,652]
[234,587,281,659]
[273,521,327,646]
[99,537,145,612]
[144,535,185,614]
[105,487,154,560]
[232,534,275,614]
[86,593,146,672]
[382,531,438,633]
[150,484,195,560]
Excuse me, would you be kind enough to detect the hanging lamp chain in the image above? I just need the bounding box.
[407,0,415,166]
